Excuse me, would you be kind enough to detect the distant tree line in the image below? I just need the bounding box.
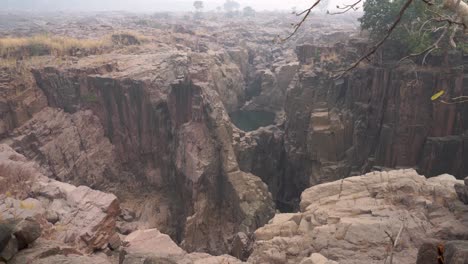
[193,0,256,17]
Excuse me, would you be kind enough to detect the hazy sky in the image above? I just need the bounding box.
[2,0,326,12]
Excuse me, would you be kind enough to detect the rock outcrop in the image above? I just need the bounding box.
[24,47,275,254]
[242,62,299,113]
[120,228,243,264]
[8,107,120,188]
[9,239,112,264]
[233,126,288,209]
[455,177,468,204]
[272,43,468,209]
[444,241,468,264]
[249,169,468,264]
[0,144,120,255]
[0,66,47,139]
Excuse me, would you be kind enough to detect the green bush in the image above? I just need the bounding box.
[359,0,463,58]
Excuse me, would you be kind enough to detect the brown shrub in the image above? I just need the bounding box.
[0,161,37,199]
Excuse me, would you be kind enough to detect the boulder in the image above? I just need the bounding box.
[54,185,120,252]
[117,221,139,235]
[120,228,246,264]
[416,242,442,264]
[0,235,18,262]
[14,218,42,250]
[120,229,185,263]
[230,232,252,261]
[45,210,59,224]
[9,239,111,264]
[119,209,135,222]
[0,224,14,253]
[444,241,468,264]
[108,233,121,251]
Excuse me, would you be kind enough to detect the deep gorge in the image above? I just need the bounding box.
[0,10,467,264]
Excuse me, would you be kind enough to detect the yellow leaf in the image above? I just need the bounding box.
[5,191,11,197]
[20,201,35,210]
[431,90,445,101]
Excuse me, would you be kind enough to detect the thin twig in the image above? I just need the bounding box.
[385,223,405,264]
[440,99,468,104]
[334,0,416,78]
[282,0,322,41]
[398,26,448,64]
[328,0,362,15]
[449,24,459,47]
[421,0,435,5]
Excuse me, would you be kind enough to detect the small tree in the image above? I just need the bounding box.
[193,1,204,12]
[223,0,240,13]
[284,0,468,76]
[243,6,256,17]
[193,1,204,19]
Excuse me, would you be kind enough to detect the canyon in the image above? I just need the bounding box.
[0,10,467,264]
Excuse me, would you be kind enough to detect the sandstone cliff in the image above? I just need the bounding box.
[249,169,468,264]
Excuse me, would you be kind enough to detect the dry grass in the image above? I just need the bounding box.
[0,35,112,58]
[111,31,151,46]
[0,162,37,199]
[0,30,151,59]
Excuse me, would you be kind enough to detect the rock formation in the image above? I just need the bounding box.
[246,42,468,210]
[0,144,120,254]
[120,228,244,264]
[10,44,276,254]
[456,177,468,204]
[0,144,258,264]
[249,169,468,264]
[0,66,47,139]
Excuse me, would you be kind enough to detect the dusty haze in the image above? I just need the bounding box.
[2,0,344,12]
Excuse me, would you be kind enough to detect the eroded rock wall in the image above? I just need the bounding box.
[21,51,274,255]
[0,66,47,139]
[271,44,468,210]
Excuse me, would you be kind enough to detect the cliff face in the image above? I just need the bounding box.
[0,66,47,139]
[6,50,274,255]
[279,44,468,209]
[234,43,467,212]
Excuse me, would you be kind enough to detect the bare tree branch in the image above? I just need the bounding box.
[334,0,415,78]
[398,25,448,64]
[440,95,468,104]
[421,0,435,5]
[327,0,362,15]
[282,0,322,41]
[440,99,468,104]
[283,0,464,78]
[385,223,405,264]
